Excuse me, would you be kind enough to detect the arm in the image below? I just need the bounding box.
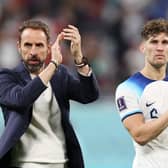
[123,81,168,145]
[62,25,99,103]
[68,71,99,103]
[59,65,99,103]
[63,25,90,76]
[123,113,168,145]
[39,33,64,85]
[0,70,47,109]
[116,83,168,146]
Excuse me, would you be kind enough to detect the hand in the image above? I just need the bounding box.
[51,33,64,65]
[63,25,83,63]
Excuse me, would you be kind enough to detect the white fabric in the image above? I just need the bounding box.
[133,80,168,168]
[116,80,168,168]
[115,82,142,121]
[10,82,67,166]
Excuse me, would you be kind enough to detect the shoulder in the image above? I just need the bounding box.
[0,68,20,86]
[0,64,27,83]
[0,68,17,77]
[115,72,147,108]
[0,67,13,73]
[0,62,25,77]
[142,80,168,98]
[116,73,139,93]
[116,72,153,97]
[145,80,168,88]
[115,73,145,121]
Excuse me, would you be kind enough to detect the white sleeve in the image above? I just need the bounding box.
[115,84,142,121]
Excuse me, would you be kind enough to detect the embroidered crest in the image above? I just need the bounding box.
[117,96,127,111]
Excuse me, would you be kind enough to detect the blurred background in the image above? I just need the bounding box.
[0,0,168,167]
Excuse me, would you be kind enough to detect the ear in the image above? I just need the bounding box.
[17,41,21,54]
[139,41,145,53]
[47,44,51,55]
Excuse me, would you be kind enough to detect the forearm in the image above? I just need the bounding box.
[131,113,168,145]
[68,72,99,103]
[39,62,57,85]
[0,76,47,109]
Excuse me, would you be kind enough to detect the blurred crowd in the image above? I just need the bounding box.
[0,0,168,96]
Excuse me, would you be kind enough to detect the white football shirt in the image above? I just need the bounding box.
[115,72,168,168]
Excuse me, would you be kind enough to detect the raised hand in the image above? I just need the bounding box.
[63,25,83,63]
[51,32,64,65]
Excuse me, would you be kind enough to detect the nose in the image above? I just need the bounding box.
[30,45,37,55]
[156,43,164,51]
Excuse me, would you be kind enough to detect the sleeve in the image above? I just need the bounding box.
[115,83,142,121]
[0,69,47,109]
[65,67,99,103]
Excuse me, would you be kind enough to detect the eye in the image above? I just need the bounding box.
[24,42,32,47]
[150,40,158,44]
[162,40,168,44]
[36,43,44,47]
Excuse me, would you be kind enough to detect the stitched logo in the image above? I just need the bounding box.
[117,96,127,111]
[146,102,155,107]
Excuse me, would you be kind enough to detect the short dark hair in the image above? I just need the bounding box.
[141,18,168,40]
[18,20,50,43]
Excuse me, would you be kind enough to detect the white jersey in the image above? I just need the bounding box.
[115,72,168,168]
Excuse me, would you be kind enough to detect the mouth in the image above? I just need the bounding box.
[155,54,165,59]
[28,60,40,65]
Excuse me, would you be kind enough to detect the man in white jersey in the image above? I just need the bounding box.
[115,18,168,168]
[0,20,99,168]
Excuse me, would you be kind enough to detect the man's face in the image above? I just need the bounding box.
[141,33,168,68]
[18,28,50,74]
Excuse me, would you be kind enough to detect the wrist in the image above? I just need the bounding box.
[74,56,89,68]
[74,55,83,64]
[50,60,58,69]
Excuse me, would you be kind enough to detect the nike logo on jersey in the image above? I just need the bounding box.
[146,102,155,107]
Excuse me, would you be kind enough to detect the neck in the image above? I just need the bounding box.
[141,66,166,80]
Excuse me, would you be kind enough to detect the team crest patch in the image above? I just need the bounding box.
[117,96,127,111]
